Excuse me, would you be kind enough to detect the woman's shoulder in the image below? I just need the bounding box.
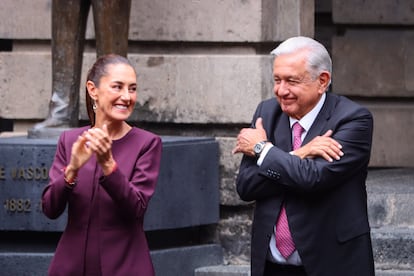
[117,127,162,148]
[129,127,160,140]
[113,127,162,156]
[58,126,90,141]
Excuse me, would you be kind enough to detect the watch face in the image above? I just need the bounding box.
[254,142,264,154]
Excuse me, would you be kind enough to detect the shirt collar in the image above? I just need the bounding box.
[289,93,326,132]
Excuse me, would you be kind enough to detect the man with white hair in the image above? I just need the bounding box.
[233,36,375,276]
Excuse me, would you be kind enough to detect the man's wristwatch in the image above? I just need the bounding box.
[253,140,267,157]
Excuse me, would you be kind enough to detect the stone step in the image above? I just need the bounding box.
[377,272,414,276]
[0,244,223,276]
[195,265,414,276]
[195,265,249,276]
[367,168,414,228]
[372,227,414,270]
[193,226,414,275]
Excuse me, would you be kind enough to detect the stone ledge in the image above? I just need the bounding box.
[0,244,224,276]
[152,244,224,276]
[195,264,414,276]
[372,227,414,270]
[377,269,414,275]
[195,265,250,276]
[367,168,414,227]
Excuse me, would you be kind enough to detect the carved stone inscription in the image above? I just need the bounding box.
[2,166,48,212]
[0,137,67,231]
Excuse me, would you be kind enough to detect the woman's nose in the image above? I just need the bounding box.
[121,89,130,100]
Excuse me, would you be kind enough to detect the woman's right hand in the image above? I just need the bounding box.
[67,133,93,174]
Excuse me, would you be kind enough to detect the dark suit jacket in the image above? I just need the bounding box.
[42,126,162,276]
[236,93,375,276]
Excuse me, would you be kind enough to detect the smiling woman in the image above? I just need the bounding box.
[41,54,162,276]
[233,36,374,276]
[85,54,137,128]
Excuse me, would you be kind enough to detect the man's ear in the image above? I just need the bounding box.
[86,80,97,99]
[318,71,331,93]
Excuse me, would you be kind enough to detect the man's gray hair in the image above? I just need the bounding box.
[270,36,332,86]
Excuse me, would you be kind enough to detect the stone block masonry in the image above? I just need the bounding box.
[330,1,414,273]
[0,52,274,124]
[332,0,414,25]
[4,0,413,274]
[0,0,313,42]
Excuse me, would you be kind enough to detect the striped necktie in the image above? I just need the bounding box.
[275,122,304,258]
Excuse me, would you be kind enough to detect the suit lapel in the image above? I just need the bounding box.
[262,100,293,152]
[273,113,292,152]
[303,93,337,145]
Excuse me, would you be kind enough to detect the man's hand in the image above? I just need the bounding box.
[233,117,268,156]
[292,130,343,162]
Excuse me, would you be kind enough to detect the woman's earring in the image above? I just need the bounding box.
[92,101,97,112]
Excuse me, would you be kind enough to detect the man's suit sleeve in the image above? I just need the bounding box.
[258,103,373,195]
[236,101,284,202]
[237,97,373,200]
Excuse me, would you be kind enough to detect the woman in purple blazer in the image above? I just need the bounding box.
[42,54,162,276]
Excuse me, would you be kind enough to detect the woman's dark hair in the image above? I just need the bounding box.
[85,54,135,126]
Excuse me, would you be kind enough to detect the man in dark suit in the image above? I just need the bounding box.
[233,36,375,276]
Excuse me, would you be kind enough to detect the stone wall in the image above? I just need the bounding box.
[331,1,414,272]
[331,0,414,166]
[0,0,314,265]
[1,0,413,268]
